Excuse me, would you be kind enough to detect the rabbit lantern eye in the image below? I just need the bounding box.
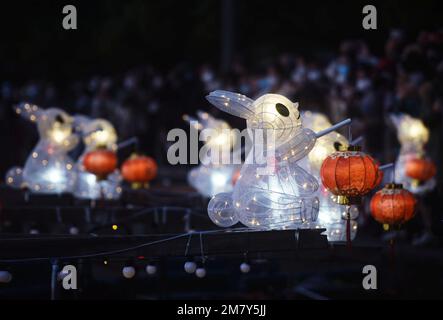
[55,115,65,124]
[334,141,343,151]
[275,103,290,117]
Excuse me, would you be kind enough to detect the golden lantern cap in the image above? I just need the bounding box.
[337,144,361,152]
[335,195,362,205]
[385,183,403,190]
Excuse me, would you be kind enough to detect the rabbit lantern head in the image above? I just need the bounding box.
[184,110,239,198]
[184,110,237,157]
[391,113,429,153]
[206,92,303,148]
[76,116,118,150]
[17,103,77,149]
[205,91,326,230]
[5,103,78,193]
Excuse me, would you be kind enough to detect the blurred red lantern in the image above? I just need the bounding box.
[405,157,436,183]
[232,169,241,186]
[121,155,157,188]
[370,183,416,226]
[83,149,117,179]
[320,146,380,205]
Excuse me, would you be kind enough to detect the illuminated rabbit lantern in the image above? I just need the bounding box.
[5,103,78,193]
[299,111,358,241]
[73,116,122,200]
[206,90,350,229]
[184,111,240,198]
[391,113,436,194]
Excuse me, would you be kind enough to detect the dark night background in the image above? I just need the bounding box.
[1,0,442,79]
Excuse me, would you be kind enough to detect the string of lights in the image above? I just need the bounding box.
[0,228,250,264]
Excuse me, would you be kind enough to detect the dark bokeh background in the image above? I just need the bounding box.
[1,0,442,80]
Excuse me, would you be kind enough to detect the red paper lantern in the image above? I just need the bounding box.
[370,183,416,226]
[320,146,380,204]
[83,149,117,179]
[121,155,158,188]
[405,157,436,182]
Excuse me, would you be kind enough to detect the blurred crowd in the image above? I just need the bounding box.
[1,29,442,180]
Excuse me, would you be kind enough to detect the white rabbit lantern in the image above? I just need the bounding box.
[299,111,358,241]
[391,113,436,194]
[73,116,122,200]
[184,111,240,198]
[5,103,78,194]
[206,90,351,230]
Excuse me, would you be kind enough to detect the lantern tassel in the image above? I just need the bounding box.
[315,118,351,138]
[346,205,352,250]
[389,238,395,261]
[389,236,396,272]
[98,181,105,208]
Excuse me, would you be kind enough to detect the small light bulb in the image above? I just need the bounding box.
[240,262,251,274]
[195,267,206,278]
[69,226,79,235]
[184,261,197,274]
[122,266,136,279]
[0,271,12,283]
[146,264,157,275]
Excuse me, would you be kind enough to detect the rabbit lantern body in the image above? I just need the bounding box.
[6,103,78,193]
[206,91,321,229]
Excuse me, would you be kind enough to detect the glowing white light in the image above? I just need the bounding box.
[46,168,64,184]
[53,131,65,143]
[86,173,97,185]
[211,171,229,188]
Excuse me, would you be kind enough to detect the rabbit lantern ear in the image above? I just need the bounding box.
[206,90,255,119]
